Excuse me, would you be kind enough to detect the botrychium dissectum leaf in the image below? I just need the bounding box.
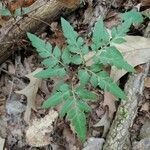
[27,10,144,142]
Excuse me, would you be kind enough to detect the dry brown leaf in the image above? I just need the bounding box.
[140,102,149,112]
[144,77,150,88]
[93,110,110,137]
[63,128,76,150]
[103,92,116,119]
[26,110,58,147]
[84,36,150,81]
[111,36,150,81]
[0,137,5,150]
[15,68,42,123]
[83,138,105,150]
[83,0,93,24]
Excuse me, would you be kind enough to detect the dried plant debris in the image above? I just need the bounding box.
[26,109,58,147]
[15,68,42,123]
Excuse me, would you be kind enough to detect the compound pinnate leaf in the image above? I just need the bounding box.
[67,108,87,142]
[35,67,66,79]
[92,18,109,51]
[121,9,143,24]
[42,91,70,108]
[77,101,92,112]
[97,71,126,99]
[59,99,74,117]
[76,87,97,101]
[78,69,90,85]
[61,18,78,43]
[27,33,52,58]
[99,46,135,72]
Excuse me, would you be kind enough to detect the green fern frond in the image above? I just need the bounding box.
[27,11,144,142]
[66,107,87,142]
[34,67,66,79]
[121,9,144,24]
[75,87,97,101]
[78,69,90,85]
[27,32,52,58]
[91,18,110,51]
[97,71,126,99]
[98,46,135,72]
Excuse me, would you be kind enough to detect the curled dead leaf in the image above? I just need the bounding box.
[26,110,58,147]
[93,110,110,137]
[15,68,42,123]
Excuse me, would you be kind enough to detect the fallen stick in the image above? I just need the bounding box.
[103,62,150,150]
[0,0,80,64]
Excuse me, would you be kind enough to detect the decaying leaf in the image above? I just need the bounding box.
[15,68,42,123]
[0,137,5,150]
[63,128,76,150]
[111,36,150,81]
[144,77,150,88]
[26,109,58,147]
[140,102,149,112]
[93,110,110,137]
[103,92,116,119]
[83,137,105,150]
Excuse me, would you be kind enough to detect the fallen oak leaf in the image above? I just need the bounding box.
[111,36,150,82]
[93,110,111,137]
[15,68,42,123]
[103,92,116,119]
[26,109,58,147]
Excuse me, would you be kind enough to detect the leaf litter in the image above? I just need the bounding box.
[0,0,149,149]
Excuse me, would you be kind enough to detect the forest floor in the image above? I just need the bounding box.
[0,0,150,149]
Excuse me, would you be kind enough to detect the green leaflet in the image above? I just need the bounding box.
[91,18,109,51]
[71,55,83,65]
[42,90,70,108]
[35,67,66,78]
[77,101,92,112]
[121,9,144,24]
[97,71,126,99]
[90,74,98,87]
[53,46,61,58]
[14,7,30,16]
[98,46,135,72]
[78,70,90,85]
[67,108,87,142]
[62,48,71,64]
[90,64,102,73]
[41,58,58,68]
[0,7,11,16]
[111,20,132,38]
[61,18,78,43]
[75,87,97,101]
[27,33,52,58]
[111,10,143,40]
[59,99,74,117]
[111,37,126,44]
